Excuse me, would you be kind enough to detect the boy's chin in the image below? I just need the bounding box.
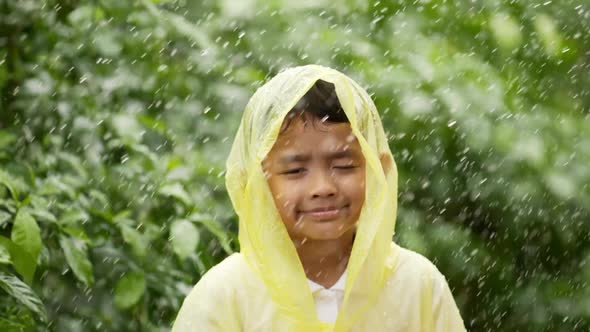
[295,223,356,242]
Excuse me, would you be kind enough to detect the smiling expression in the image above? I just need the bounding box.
[262,115,366,242]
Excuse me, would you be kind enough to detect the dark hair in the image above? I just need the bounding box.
[281,80,349,132]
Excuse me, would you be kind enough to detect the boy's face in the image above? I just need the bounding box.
[262,115,366,242]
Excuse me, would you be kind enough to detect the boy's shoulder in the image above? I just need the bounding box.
[197,252,250,286]
[185,252,274,316]
[192,252,269,295]
[389,243,449,283]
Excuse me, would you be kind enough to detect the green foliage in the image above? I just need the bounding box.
[170,220,200,261]
[114,272,146,310]
[59,235,94,287]
[0,272,46,322]
[0,0,588,331]
[10,211,41,284]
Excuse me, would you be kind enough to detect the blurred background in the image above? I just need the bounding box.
[1,0,589,331]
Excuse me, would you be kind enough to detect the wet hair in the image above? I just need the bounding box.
[281,80,349,132]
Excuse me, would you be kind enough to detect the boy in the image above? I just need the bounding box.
[172,65,466,331]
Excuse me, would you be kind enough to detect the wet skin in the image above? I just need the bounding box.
[262,115,366,287]
[263,115,366,243]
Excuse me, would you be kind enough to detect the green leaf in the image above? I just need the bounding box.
[10,244,36,285]
[26,207,57,224]
[0,199,16,214]
[59,236,94,286]
[120,225,148,258]
[57,152,88,179]
[0,132,16,151]
[59,208,89,226]
[0,236,11,264]
[489,13,522,51]
[88,189,109,210]
[67,5,95,26]
[0,271,47,321]
[170,219,199,260]
[150,0,176,4]
[0,169,18,201]
[94,33,122,57]
[61,226,89,241]
[111,113,143,143]
[37,176,76,199]
[0,210,11,227]
[132,142,159,162]
[158,183,192,206]
[534,14,562,57]
[114,271,146,310]
[138,114,168,135]
[189,213,233,254]
[141,0,213,50]
[0,235,40,287]
[11,211,42,268]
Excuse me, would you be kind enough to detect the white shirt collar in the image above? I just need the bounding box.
[307,269,347,293]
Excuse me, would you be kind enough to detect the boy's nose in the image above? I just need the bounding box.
[310,171,337,198]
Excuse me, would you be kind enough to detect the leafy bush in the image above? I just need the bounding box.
[0,0,589,331]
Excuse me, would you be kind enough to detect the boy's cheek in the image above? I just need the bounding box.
[273,190,298,214]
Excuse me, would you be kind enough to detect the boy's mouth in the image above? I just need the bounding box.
[299,205,348,221]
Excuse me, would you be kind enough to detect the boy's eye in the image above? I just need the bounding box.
[281,168,306,175]
[334,165,357,170]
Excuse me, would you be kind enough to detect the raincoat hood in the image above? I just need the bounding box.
[225,64,399,330]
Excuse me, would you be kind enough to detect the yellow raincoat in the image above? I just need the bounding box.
[172,65,466,331]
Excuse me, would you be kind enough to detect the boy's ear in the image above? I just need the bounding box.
[379,153,392,175]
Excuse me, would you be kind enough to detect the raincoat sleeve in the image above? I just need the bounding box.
[431,270,466,331]
[171,264,241,332]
